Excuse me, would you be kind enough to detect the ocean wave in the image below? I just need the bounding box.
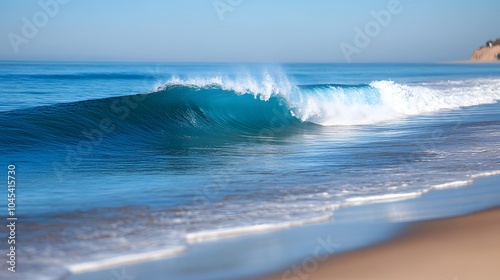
[2,76,500,149]
[156,75,500,126]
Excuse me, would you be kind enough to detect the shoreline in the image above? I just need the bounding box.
[258,175,500,280]
[260,207,500,280]
[66,174,500,280]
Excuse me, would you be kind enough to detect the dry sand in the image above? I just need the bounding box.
[260,208,500,280]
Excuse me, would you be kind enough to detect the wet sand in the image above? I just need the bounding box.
[261,207,500,280]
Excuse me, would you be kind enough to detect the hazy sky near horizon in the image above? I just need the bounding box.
[1,0,499,63]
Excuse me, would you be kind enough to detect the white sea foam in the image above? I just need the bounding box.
[156,75,500,126]
[345,191,425,205]
[431,180,473,190]
[155,72,294,101]
[294,78,499,125]
[186,214,333,243]
[66,246,186,274]
[470,170,500,179]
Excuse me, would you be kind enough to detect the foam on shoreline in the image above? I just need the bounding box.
[471,170,500,179]
[431,180,473,190]
[186,214,333,243]
[67,170,500,276]
[345,191,425,205]
[66,246,186,274]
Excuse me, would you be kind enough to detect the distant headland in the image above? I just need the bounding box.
[470,39,500,62]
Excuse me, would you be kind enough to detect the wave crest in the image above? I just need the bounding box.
[154,76,500,126]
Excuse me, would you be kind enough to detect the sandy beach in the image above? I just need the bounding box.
[261,207,500,280]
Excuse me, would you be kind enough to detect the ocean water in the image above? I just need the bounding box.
[1,62,500,278]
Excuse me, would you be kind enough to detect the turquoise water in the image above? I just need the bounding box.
[0,62,499,278]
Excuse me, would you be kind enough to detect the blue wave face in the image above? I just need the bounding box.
[0,85,308,154]
[148,85,303,133]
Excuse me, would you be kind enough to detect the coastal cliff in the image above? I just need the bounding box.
[470,39,500,62]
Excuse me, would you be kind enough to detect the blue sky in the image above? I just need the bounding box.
[1,0,499,62]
